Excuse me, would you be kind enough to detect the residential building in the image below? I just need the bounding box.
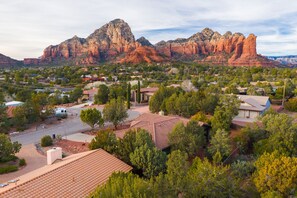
[237,95,271,119]
[131,87,159,104]
[116,113,206,150]
[0,149,132,198]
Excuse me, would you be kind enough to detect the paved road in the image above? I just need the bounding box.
[11,105,140,145]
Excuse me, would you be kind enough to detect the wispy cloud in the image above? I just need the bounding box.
[0,0,297,59]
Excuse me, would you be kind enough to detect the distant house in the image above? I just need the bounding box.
[5,101,24,107]
[237,95,271,119]
[116,113,206,150]
[131,87,159,104]
[82,88,98,101]
[5,101,24,118]
[0,149,132,198]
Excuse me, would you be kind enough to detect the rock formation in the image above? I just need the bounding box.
[0,53,22,68]
[38,19,274,66]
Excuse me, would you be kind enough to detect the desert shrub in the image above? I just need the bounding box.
[19,158,26,166]
[0,165,18,174]
[284,98,297,112]
[41,135,53,147]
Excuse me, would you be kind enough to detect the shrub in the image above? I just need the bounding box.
[0,165,18,174]
[0,155,18,163]
[231,160,255,178]
[41,135,53,147]
[284,98,297,112]
[19,158,26,166]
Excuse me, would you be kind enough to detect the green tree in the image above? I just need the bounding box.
[255,113,297,156]
[117,129,154,164]
[149,86,176,113]
[103,97,128,129]
[94,84,109,104]
[70,87,83,102]
[187,158,241,197]
[208,129,232,159]
[169,121,205,157]
[80,108,104,129]
[0,104,9,133]
[211,94,240,132]
[89,129,117,153]
[130,144,167,178]
[137,80,141,103]
[166,150,190,196]
[253,152,297,197]
[284,98,297,112]
[191,111,210,124]
[89,172,153,198]
[12,105,28,131]
[0,134,21,161]
[127,83,131,109]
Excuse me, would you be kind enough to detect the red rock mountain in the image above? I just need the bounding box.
[38,19,274,66]
[0,53,22,68]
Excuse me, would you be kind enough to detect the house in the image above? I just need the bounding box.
[131,87,159,104]
[237,95,271,119]
[116,113,206,150]
[82,87,98,101]
[0,149,132,198]
[5,101,24,107]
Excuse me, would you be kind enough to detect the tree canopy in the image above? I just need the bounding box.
[103,97,128,129]
[80,108,104,129]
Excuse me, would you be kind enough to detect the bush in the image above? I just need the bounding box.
[19,158,26,166]
[41,135,53,147]
[284,98,297,112]
[0,155,18,163]
[231,160,255,178]
[0,165,18,174]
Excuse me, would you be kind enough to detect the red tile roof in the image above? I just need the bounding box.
[0,149,132,198]
[116,113,190,150]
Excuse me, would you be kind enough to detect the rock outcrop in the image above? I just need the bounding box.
[0,53,22,68]
[38,19,274,66]
[155,29,272,66]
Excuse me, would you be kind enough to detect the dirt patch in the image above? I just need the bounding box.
[37,139,90,157]
[82,123,131,135]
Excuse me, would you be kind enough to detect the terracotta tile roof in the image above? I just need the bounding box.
[140,87,159,93]
[116,113,190,150]
[0,149,132,198]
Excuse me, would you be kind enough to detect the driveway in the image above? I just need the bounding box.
[11,105,141,145]
[0,144,46,183]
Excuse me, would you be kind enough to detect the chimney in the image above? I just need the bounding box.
[47,147,62,165]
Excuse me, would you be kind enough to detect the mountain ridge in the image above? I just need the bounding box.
[4,18,278,67]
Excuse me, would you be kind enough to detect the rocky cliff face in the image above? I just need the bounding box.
[0,53,22,68]
[155,29,271,66]
[39,19,273,66]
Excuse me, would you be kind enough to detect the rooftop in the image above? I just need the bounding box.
[0,149,132,198]
[116,113,193,149]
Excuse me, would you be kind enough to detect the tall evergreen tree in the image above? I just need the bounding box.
[137,80,141,104]
[127,83,131,109]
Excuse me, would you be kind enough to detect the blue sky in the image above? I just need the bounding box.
[1,0,297,59]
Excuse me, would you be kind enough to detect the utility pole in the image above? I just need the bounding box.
[282,79,286,107]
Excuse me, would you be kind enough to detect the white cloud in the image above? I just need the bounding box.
[0,0,297,59]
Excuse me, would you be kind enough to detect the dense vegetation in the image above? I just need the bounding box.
[1,63,297,197]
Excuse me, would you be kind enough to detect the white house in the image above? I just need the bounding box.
[5,101,24,107]
[237,95,271,119]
